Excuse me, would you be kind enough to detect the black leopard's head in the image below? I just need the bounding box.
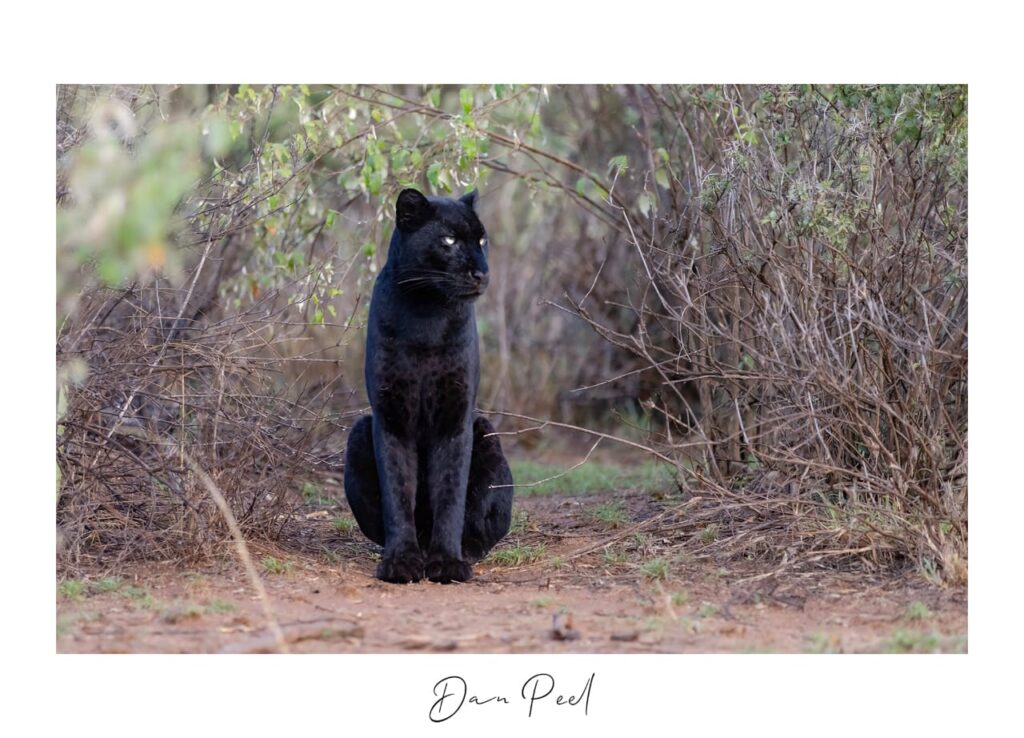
[389,188,491,302]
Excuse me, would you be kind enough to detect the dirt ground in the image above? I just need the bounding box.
[57,489,967,654]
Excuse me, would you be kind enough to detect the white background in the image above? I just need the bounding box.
[6,1,1018,735]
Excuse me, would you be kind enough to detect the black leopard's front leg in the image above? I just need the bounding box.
[423,426,474,583]
[372,419,424,583]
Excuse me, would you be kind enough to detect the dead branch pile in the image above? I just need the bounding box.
[56,280,350,571]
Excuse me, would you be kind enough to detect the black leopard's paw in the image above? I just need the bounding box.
[425,555,473,584]
[376,545,425,583]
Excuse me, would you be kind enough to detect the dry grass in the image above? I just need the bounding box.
[560,85,967,581]
[56,277,354,572]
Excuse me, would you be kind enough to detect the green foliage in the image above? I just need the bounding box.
[333,516,357,534]
[58,580,86,601]
[640,558,670,581]
[905,601,934,622]
[589,500,629,528]
[509,459,673,496]
[487,543,546,567]
[260,556,292,575]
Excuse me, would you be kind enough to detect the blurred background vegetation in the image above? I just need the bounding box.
[56,84,966,582]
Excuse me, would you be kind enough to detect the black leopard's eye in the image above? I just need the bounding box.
[442,236,456,246]
[479,237,488,247]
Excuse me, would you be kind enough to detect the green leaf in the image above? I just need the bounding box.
[575,177,588,197]
[325,210,337,229]
[460,88,474,114]
[426,162,442,190]
[608,154,628,175]
[429,88,441,108]
[655,168,670,189]
[637,192,654,216]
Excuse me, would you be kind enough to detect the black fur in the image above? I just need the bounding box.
[344,188,514,583]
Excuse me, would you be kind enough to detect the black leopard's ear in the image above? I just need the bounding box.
[396,188,434,231]
[459,189,479,209]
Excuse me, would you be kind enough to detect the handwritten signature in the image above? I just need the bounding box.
[429,673,595,722]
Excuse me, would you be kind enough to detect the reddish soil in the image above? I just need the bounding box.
[57,491,967,654]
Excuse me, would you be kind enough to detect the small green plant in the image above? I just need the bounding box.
[640,558,670,581]
[92,577,123,594]
[807,632,843,654]
[58,580,86,601]
[301,481,336,507]
[530,597,553,608]
[509,507,529,535]
[161,602,205,623]
[602,547,629,566]
[631,532,655,555]
[488,543,546,567]
[590,500,629,528]
[670,591,690,607]
[206,599,236,614]
[884,629,942,653]
[697,601,720,618]
[905,601,934,622]
[261,556,292,575]
[699,524,719,544]
[333,516,357,534]
[919,557,943,586]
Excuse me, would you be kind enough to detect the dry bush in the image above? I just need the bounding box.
[56,279,352,570]
[562,85,967,580]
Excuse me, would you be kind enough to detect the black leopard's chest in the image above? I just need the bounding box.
[370,338,477,441]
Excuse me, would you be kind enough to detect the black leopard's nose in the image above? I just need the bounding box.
[470,269,488,285]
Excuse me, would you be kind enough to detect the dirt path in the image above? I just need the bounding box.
[57,491,967,654]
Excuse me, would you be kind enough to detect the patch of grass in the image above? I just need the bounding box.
[508,459,673,497]
[642,616,664,632]
[640,558,670,581]
[301,480,336,507]
[590,500,629,528]
[807,632,844,654]
[697,601,720,618]
[488,543,547,567]
[670,590,690,607]
[905,601,934,622]
[509,507,529,535]
[92,577,123,594]
[602,547,630,566]
[630,532,655,556]
[548,555,567,570]
[530,597,553,608]
[883,629,942,653]
[333,516,357,534]
[161,602,205,624]
[205,599,236,614]
[120,585,157,609]
[261,556,292,575]
[58,580,86,601]
[699,524,719,544]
